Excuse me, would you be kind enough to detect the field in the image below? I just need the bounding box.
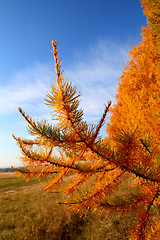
[0,172,132,240]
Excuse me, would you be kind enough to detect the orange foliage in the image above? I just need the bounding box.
[107,26,160,143]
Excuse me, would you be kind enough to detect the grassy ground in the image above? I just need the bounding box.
[0,172,132,240]
[0,172,42,194]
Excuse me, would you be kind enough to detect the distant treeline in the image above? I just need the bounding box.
[0,168,14,172]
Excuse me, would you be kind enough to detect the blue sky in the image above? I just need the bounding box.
[0,0,147,168]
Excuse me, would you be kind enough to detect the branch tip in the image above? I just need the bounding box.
[18,107,22,112]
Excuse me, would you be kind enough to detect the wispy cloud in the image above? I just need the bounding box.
[0,62,53,116]
[0,39,129,122]
[65,39,129,122]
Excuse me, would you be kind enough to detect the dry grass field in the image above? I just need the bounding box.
[0,172,133,240]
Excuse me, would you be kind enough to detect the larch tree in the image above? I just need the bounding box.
[13,0,160,239]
